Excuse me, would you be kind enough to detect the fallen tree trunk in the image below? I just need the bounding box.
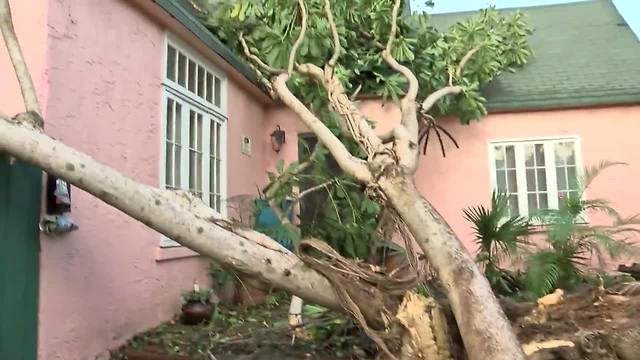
[380,176,525,359]
[0,114,390,324]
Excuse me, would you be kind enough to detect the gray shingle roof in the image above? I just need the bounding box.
[430,0,640,111]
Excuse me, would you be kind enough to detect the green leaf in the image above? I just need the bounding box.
[275,159,284,174]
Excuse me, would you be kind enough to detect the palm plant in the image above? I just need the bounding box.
[463,191,531,295]
[526,161,640,297]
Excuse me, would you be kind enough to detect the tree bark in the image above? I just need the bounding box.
[379,175,525,360]
[0,115,388,324]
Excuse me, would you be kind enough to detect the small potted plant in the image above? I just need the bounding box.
[181,282,216,325]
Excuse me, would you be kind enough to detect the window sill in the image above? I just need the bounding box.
[155,246,202,262]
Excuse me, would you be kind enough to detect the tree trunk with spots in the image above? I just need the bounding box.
[380,175,524,360]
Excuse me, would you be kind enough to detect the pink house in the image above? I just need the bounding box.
[0,0,638,359]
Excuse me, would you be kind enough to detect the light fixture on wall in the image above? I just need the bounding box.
[270,125,286,153]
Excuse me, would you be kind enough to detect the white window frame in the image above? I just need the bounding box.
[487,136,584,220]
[160,34,228,247]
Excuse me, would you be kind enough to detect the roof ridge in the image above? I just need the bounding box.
[429,0,605,17]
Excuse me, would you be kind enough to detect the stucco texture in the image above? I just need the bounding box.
[35,1,271,359]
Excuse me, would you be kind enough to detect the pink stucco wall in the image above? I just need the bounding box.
[0,0,48,116]
[266,102,640,255]
[0,1,272,359]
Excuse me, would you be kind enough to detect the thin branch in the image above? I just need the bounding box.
[360,31,385,49]
[324,0,340,68]
[420,86,462,114]
[297,179,335,200]
[456,44,483,78]
[381,0,418,103]
[288,0,308,75]
[0,0,41,115]
[349,83,362,100]
[263,146,320,199]
[272,73,372,183]
[239,32,284,74]
[384,0,401,52]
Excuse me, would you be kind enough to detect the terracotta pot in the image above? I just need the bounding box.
[181,301,213,325]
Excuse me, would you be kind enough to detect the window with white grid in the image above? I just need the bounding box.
[161,38,227,246]
[489,137,581,218]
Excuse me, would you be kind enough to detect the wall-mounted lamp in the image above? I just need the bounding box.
[270,125,286,153]
[40,175,78,235]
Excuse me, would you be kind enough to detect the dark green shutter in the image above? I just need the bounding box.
[0,154,41,360]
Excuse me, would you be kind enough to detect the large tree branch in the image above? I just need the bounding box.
[0,114,392,324]
[0,0,41,115]
[272,73,373,183]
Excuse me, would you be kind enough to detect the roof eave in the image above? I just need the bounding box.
[486,92,640,113]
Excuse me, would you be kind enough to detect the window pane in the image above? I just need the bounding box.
[189,110,196,148]
[210,121,217,157]
[177,53,187,86]
[507,169,517,192]
[196,153,203,192]
[535,144,545,165]
[197,114,203,151]
[214,77,222,107]
[166,99,174,140]
[524,144,534,167]
[558,191,567,206]
[215,159,221,195]
[166,45,176,81]
[526,169,536,191]
[206,73,213,103]
[528,193,538,211]
[165,144,173,186]
[209,158,216,204]
[556,167,567,191]
[174,144,181,186]
[537,168,547,191]
[496,170,507,191]
[189,150,196,190]
[197,65,205,98]
[505,145,516,168]
[539,193,548,209]
[215,122,221,155]
[509,195,519,216]
[175,103,182,145]
[188,60,197,92]
[555,142,575,165]
[493,146,505,170]
[567,166,577,189]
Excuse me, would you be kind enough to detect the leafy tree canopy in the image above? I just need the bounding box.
[199,0,532,124]
[193,0,533,260]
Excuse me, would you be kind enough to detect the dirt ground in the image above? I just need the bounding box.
[112,293,375,360]
[113,286,640,360]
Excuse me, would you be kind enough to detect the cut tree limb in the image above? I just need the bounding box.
[379,175,525,360]
[0,114,388,324]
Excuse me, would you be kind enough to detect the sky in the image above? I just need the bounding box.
[410,0,640,39]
